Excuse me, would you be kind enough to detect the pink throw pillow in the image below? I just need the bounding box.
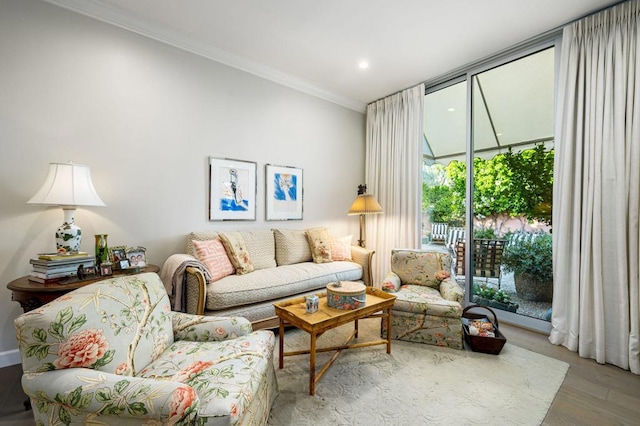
[330,235,353,261]
[192,239,235,282]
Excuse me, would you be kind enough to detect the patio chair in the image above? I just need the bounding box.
[446,227,466,252]
[430,222,449,243]
[455,238,506,288]
[381,249,464,349]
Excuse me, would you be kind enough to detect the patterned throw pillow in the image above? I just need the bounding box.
[218,232,254,275]
[329,235,353,261]
[305,227,333,263]
[192,239,235,282]
[273,229,313,265]
[239,230,276,270]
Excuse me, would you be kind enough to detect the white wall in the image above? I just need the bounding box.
[0,0,365,365]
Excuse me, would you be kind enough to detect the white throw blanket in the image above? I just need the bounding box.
[160,254,212,312]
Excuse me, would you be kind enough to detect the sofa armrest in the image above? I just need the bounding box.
[184,266,207,315]
[439,278,465,303]
[350,245,374,287]
[171,312,252,341]
[22,368,198,424]
[381,271,401,292]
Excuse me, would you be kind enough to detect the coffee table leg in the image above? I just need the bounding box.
[355,318,359,338]
[386,307,392,354]
[309,331,317,395]
[279,317,284,369]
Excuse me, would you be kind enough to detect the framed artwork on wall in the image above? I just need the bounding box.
[265,164,303,220]
[209,157,257,221]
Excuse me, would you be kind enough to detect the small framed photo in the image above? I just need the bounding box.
[119,259,130,270]
[100,262,113,276]
[265,164,303,220]
[77,264,98,280]
[109,246,128,269]
[126,246,147,267]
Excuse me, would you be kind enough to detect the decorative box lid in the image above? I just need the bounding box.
[326,281,366,296]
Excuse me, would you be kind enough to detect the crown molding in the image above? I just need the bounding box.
[43,0,366,113]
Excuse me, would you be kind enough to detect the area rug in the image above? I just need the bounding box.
[267,319,569,426]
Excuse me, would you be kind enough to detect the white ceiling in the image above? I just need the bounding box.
[45,0,622,112]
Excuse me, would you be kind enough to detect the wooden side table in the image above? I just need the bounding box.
[7,264,160,312]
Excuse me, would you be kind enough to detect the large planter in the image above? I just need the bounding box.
[514,272,553,302]
[471,295,518,313]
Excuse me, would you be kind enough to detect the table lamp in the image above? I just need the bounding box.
[347,184,382,248]
[28,162,105,253]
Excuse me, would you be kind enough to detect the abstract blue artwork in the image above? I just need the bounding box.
[273,173,297,202]
[209,157,256,221]
[266,164,303,220]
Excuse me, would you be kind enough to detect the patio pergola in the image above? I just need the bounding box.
[423,47,555,166]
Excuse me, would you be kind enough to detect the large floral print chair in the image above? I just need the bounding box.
[381,249,464,349]
[14,272,277,425]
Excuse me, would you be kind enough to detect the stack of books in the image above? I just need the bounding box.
[28,252,96,284]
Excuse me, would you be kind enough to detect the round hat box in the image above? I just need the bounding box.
[326,281,366,310]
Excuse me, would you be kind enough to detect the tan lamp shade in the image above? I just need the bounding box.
[347,194,383,215]
[347,193,382,248]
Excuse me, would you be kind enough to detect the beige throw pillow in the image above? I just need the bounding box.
[306,227,333,263]
[240,230,276,270]
[274,229,313,265]
[218,232,254,275]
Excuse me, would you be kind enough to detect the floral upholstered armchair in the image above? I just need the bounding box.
[14,272,277,425]
[381,249,465,349]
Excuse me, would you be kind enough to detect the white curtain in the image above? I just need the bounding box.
[550,0,640,374]
[365,84,424,285]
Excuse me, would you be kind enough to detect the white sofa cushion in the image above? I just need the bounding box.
[205,261,362,311]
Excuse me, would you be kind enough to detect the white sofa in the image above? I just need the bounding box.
[163,228,374,330]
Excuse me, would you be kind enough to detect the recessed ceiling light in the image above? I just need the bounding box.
[447,107,455,112]
[358,61,369,69]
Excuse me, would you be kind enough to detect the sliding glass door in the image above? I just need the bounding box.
[422,43,557,332]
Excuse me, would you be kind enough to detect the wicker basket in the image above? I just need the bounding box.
[462,304,507,355]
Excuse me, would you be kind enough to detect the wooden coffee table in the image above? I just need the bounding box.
[274,286,396,395]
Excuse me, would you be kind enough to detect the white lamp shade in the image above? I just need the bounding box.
[27,162,105,207]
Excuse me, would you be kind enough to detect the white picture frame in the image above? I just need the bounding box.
[209,157,257,221]
[265,164,303,220]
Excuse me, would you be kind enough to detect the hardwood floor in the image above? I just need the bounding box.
[1,323,639,425]
[499,322,640,426]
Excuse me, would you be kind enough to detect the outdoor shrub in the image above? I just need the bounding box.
[473,283,512,304]
[474,227,497,239]
[502,233,553,283]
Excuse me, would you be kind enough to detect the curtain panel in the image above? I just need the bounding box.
[551,0,640,374]
[365,84,424,285]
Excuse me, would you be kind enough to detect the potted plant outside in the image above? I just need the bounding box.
[472,283,519,313]
[502,233,553,302]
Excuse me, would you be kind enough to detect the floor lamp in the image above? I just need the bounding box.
[347,184,382,248]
